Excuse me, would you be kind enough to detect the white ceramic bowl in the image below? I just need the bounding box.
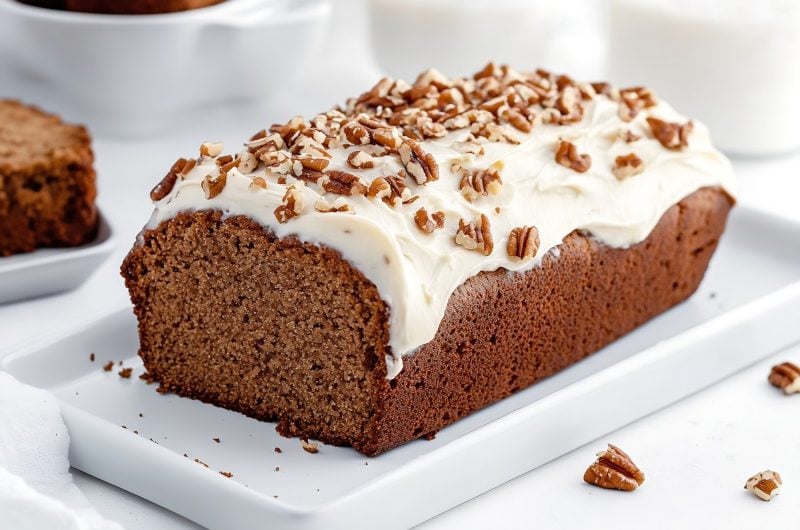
[0,0,331,136]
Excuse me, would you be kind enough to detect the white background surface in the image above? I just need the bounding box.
[2,1,800,528]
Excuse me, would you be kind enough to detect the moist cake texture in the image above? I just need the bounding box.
[0,100,97,257]
[122,64,735,455]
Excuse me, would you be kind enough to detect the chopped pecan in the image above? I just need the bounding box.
[372,127,403,149]
[451,137,485,156]
[472,122,519,144]
[347,150,376,169]
[745,470,782,501]
[274,185,304,223]
[622,130,641,143]
[298,157,330,172]
[238,151,258,173]
[507,225,540,261]
[150,158,191,201]
[342,121,371,145]
[768,362,800,394]
[503,108,533,133]
[314,198,354,214]
[201,172,227,199]
[555,140,591,173]
[414,208,445,233]
[398,140,439,184]
[459,168,502,201]
[301,440,319,454]
[367,175,410,207]
[216,154,234,167]
[455,214,493,255]
[647,117,693,150]
[583,444,645,492]
[613,153,644,179]
[199,141,224,158]
[249,176,267,190]
[323,171,367,196]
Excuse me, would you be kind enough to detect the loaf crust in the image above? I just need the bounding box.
[0,100,97,257]
[122,187,732,455]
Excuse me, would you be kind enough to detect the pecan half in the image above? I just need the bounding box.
[745,470,782,501]
[459,168,502,201]
[342,121,371,145]
[372,127,403,149]
[455,214,493,255]
[507,225,540,261]
[768,362,800,394]
[503,108,533,133]
[150,158,191,201]
[555,140,591,173]
[273,185,304,223]
[414,207,445,233]
[647,117,693,150]
[398,140,439,184]
[583,444,645,491]
[201,172,227,199]
[347,150,376,169]
[367,175,410,207]
[323,171,367,196]
[613,153,644,179]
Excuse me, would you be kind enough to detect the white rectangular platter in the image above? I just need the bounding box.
[0,211,115,304]
[3,206,800,530]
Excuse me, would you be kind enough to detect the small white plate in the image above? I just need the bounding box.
[0,211,115,304]
[3,206,800,530]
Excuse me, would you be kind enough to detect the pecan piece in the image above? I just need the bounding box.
[647,117,693,150]
[583,444,645,491]
[150,158,191,201]
[472,122,519,144]
[314,198,354,214]
[201,172,227,199]
[503,108,533,133]
[459,168,502,201]
[613,153,644,179]
[555,140,591,173]
[199,141,223,158]
[238,151,258,174]
[323,171,367,196]
[398,140,439,184]
[372,127,403,149]
[298,157,330,172]
[342,121,371,146]
[768,362,800,394]
[347,150,376,169]
[451,138,485,156]
[414,207,445,234]
[273,185,304,223]
[367,175,410,207]
[507,226,540,261]
[455,214,493,255]
[745,470,782,501]
[249,176,267,190]
[301,440,319,454]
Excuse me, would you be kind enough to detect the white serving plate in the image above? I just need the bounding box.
[3,206,800,530]
[0,211,115,304]
[0,0,331,137]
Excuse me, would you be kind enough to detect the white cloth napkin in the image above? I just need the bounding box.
[0,372,123,530]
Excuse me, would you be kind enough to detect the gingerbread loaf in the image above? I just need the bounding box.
[122,65,735,456]
[0,100,97,257]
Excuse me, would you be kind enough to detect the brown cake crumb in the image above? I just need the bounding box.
[274,466,280,472]
[274,447,282,454]
[89,353,95,362]
[102,361,114,372]
[219,471,233,478]
[213,437,221,443]
[118,367,133,379]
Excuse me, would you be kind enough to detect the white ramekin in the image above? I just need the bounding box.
[0,0,331,136]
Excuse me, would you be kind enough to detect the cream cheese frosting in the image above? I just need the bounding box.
[143,66,735,379]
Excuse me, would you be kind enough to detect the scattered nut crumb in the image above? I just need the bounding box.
[103,361,114,372]
[745,470,782,501]
[302,441,319,454]
[118,367,133,379]
[219,471,233,478]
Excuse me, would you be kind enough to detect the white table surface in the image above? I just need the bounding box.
[2,2,800,528]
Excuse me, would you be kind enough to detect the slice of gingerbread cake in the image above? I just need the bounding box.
[122,65,735,456]
[0,100,97,257]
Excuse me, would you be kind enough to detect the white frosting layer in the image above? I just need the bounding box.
[145,92,735,379]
